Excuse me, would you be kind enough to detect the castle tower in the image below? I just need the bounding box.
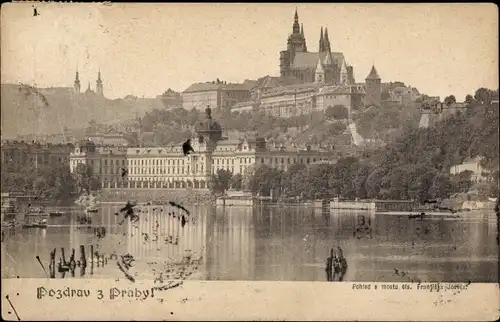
[340,60,348,85]
[365,65,382,105]
[293,8,300,34]
[315,58,325,84]
[96,70,104,96]
[319,27,324,52]
[280,9,307,77]
[74,70,81,93]
[323,27,331,53]
[347,65,355,84]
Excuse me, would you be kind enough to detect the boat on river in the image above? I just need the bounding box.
[49,211,66,217]
[85,206,99,213]
[22,216,48,229]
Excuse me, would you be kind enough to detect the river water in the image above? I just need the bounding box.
[1,204,498,282]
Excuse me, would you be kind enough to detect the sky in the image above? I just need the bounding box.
[1,3,498,100]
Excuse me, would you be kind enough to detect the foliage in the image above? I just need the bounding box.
[208,169,233,194]
[444,95,456,106]
[1,163,77,202]
[354,101,421,140]
[325,105,349,120]
[474,88,497,104]
[245,88,499,202]
[74,163,101,194]
[230,173,243,190]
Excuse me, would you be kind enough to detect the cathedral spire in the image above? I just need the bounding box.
[319,27,324,52]
[292,8,300,34]
[324,27,331,53]
[73,67,81,94]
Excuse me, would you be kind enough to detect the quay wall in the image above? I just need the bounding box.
[98,188,215,206]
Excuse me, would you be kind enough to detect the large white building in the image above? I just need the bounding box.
[450,156,492,183]
[123,108,337,189]
[69,108,339,190]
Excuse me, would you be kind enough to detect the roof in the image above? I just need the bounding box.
[223,83,253,91]
[183,82,222,93]
[292,52,345,70]
[366,65,381,80]
[262,82,321,97]
[317,84,366,95]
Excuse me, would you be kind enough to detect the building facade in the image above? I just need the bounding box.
[156,88,182,108]
[97,108,338,190]
[259,83,321,118]
[449,156,491,183]
[182,81,252,111]
[315,84,366,118]
[69,140,127,184]
[1,141,74,171]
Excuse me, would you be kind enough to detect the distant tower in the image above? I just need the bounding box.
[323,27,331,53]
[280,8,308,77]
[319,27,324,52]
[74,70,81,93]
[365,65,382,105]
[340,60,348,85]
[315,58,325,84]
[347,65,355,84]
[96,69,104,96]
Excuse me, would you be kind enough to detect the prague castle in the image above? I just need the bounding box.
[279,9,355,86]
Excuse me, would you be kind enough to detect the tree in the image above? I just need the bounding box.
[230,173,243,191]
[465,94,474,104]
[208,169,232,194]
[381,91,391,101]
[75,163,93,194]
[444,95,456,106]
[450,170,473,193]
[248,165,282,196]
[325,105,349,120]
[474,88,492,104]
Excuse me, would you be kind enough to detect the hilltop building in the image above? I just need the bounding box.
[73,69,105,97]
[181,80,253,111]
[279,9,355,85]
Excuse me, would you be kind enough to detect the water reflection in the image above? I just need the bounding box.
[1,204,498,282]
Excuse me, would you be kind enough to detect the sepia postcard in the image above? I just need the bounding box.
[1,2,499,321]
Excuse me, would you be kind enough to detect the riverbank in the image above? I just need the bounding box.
[97,189,216,206]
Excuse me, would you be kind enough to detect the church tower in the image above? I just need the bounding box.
[74,70,81,94]
[340,60,348,85]
[280,8,308,77]
[315,58,325,84]
[323,27,331,53]
[96,70,104,96]
[365,65,382,105]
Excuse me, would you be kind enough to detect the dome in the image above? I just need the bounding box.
[76,139,96,148]
[195,107,222,134]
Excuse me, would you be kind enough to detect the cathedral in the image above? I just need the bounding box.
[73,69,104,97]
[279,9,355,85]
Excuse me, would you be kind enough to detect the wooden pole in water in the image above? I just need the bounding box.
[90,244,94,275]
[80,245,86,268]
[49,248,56,279]
[61,247,67,265]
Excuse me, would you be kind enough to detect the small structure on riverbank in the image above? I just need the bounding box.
[330,197,376,211]
[216,190,271,207]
